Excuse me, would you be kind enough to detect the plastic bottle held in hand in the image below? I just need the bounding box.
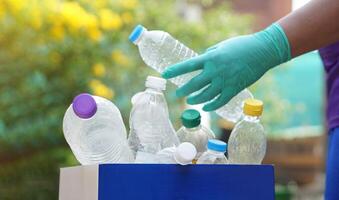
[156,142,197,165]
[128,76,179,162]
[197,139,228,164]
[228,99,266,164]
[63,93,134,165]
[177,109,215,159]
[129,24,253,122]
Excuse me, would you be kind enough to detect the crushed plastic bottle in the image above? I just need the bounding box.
[129,24,253,122]
[177,109,215,159]
[197,139,228,164]
[63,93,134,165]
[156,142,197,165]
[228,99,266,164]
[128,76,179,162]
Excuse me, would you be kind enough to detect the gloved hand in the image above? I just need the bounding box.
[162,23,291,111]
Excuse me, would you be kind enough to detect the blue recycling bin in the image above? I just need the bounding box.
[59,164,275,200]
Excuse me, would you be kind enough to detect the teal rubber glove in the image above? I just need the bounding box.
[162,23,291,111]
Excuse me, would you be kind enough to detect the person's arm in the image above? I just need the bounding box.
[279,0,339,57]
[162,0,339,111]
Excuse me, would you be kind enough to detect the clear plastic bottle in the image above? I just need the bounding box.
[129,25,253,122]
[128,76,179,162]
[177,109,215,159]
[228,99,266,164]
[197,139,228,164]
[63,93,134,165]
[156,142,197,165]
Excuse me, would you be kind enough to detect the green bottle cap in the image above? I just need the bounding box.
[181,109,201,128]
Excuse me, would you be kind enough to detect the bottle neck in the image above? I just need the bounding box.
[207,149,225,155]
[184,125,202,132]
[146,87,163,94]
[243,114,260,123]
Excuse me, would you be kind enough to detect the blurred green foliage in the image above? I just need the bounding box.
[0,0,252,199]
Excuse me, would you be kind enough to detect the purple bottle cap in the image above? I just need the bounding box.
[72,93,97,119]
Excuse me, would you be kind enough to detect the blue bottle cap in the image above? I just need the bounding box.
[207,139,227,152]
[129,24,146,44]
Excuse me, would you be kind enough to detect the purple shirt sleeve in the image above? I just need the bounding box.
[319,41,339,130]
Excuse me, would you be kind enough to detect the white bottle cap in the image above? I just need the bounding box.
[145,76,167,91]
[174,142,197,165]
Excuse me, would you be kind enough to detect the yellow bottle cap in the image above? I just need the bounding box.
[243,99,263,116]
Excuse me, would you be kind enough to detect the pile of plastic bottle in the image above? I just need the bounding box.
[62,25,267,166]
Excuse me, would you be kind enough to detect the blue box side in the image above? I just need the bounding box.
[98,164,275,200]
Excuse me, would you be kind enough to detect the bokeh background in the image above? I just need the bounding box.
[0,0,325,199]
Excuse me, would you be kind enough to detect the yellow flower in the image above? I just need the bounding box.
[120,0,138,9]
[111,50,129,66]
[99,9,122,30]
[50,24,65,40]
[0,0,6,20]
[83,13,98,29]
[30,7,42,30]
[44,0,59,12]
[88,28,102,41]
[89,79,114,99]
[6,0,25,14]
[60,2,88,32]
[93,0,108,9]
[0,9,5,20]
[92,63,106,77]
[121,12,133,24]
[79,13,101,41]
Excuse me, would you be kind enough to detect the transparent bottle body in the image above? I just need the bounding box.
[136,30,253,122]
[128,88,179,161]
[196,150,228,164]
[177,125,215,158]
[228,115,266,164]
[63,96,134,165]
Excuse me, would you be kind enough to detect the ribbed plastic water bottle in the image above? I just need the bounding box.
[197,139,228,164]
[228,99,266,164]
[128,76,180,162]
[129,25,253,122]
[156,142,197,165]
[177,109,215,159]
[63,93,134,165]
